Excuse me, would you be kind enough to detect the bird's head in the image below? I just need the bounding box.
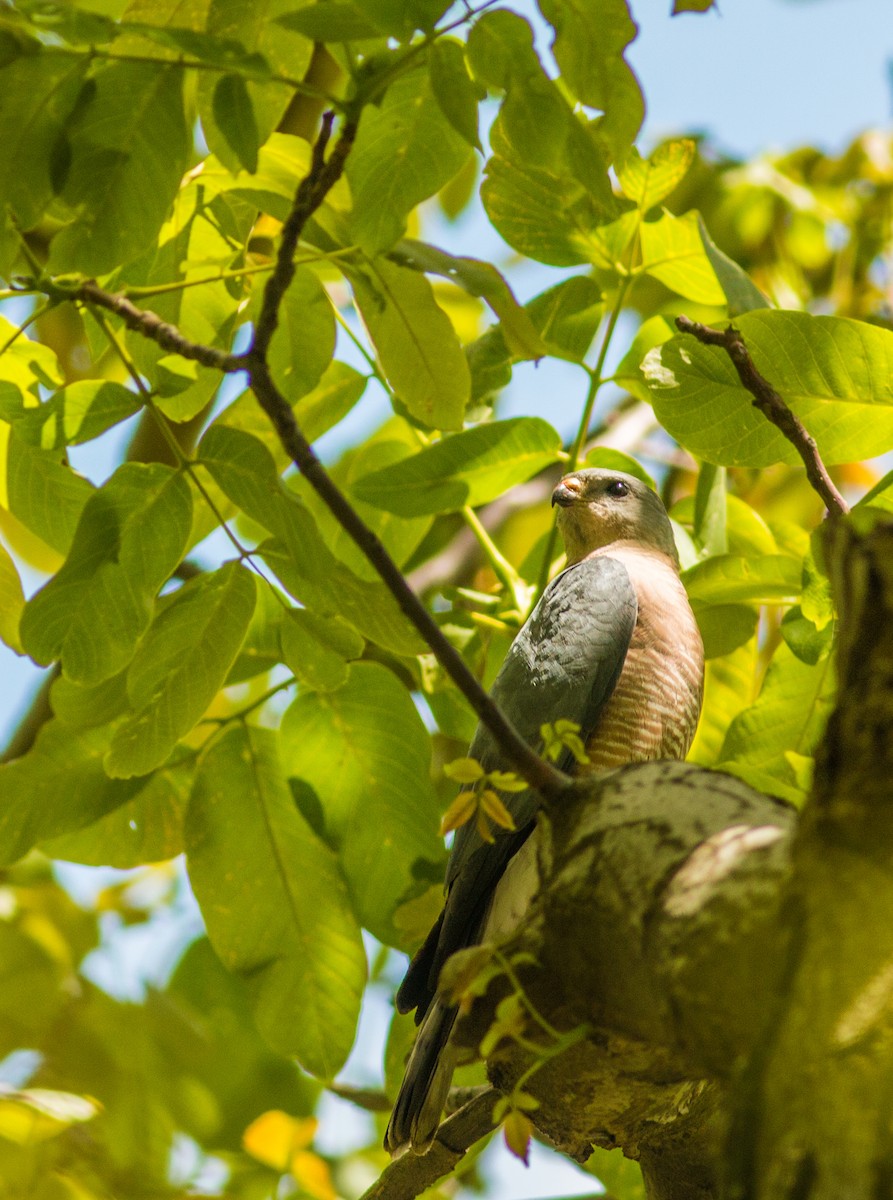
[552,469,679,567]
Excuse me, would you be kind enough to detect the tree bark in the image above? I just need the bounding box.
[451,761,795,1198]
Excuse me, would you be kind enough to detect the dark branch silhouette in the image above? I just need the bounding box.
[70,112,568,801]
[675,316,849,518]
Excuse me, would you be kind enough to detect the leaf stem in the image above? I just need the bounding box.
[45,44,343,108]
[462,506,530,616]
[535,276,633,598]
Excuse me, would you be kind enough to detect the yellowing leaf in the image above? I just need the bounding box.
[243,1111,318,1171]
[0,1088,100,1145]
[487,770,527,792]
[479,789,516,831]
[476,808,496,844]
[443,756,485,784]
[440,791,478,837]
[292,1150,337,1200]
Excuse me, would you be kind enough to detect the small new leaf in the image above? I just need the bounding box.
[503,1108,533,1164]
[541,719,590,765]
[480,789,517,831]
[439,791,477,837]
[443,756,485,784]
[487,770,528,792]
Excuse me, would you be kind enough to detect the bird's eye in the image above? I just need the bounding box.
[605,480,629,498]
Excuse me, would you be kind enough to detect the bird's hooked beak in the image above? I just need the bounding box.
[552,475,584,508]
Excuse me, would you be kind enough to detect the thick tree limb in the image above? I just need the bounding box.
[674,316,848,518]
[725,516,893,1200]
[439,762,797,1200]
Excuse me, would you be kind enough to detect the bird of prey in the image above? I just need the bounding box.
[385,468,705,1154]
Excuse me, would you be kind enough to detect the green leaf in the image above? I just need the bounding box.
[467,276,603,402]
[0,54,90,239]
[780,605,834,666]
[582,447,655,487]
[0,540,24,653]
[199,132,322,221]
[105,563,257,778]
[41,756,194,868]
[348,257,469,430]
[279,609,364,692]
[119,21,275,73]
[537,0,643,159]
[688,636,756,767]
[268,267,336,403]
[352,418,562,516]
[5,428,93,554]
[8,380,141,450]
[20,464,193,684]
[212,73,260,173]
[617,139,695,209]
[390,239,545,359]
[674,493,777,558]
[187,725,366,1076]
[281,662,443,946]
[196,0,313,175]
[693,603,758,659]
[215,362,367,465]
[585,1144,646,1200]
[693,463,728,557]
[199,426,425,654]
[0,720,143,866]
[481,148,608,267]
[227,579,287,684]
[346,68,469,256]
[49,63,191,273]
[697,214,770,316]
[717,643,836,805]
[467,11,569,168]
[292,361,368,442]
[360,0,450,36]
[428,38,481,150]
[639,210,725,304]
[118,178,242,408]
[526,277,604,362]
[683,554,802,605]
[587,209,639,272]
[673,0,717,12]
[643,310,893,467]
[0,315,63,401]
[296,435,433,580]
[275,3,381,40]
[50,670,130,730]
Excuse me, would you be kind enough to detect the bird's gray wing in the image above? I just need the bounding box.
[396,555,637,1019]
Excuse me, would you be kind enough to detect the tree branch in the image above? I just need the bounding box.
[675,316,849,518]
[71,112,568,801]
[358,1088,499,1200]
[77,282,242,373]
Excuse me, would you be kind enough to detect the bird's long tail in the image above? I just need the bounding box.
[384,998,459,1155]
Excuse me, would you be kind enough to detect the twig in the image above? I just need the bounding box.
[250,110,356,360]
[326,1083,393,1114]
[358,1088,499,1200]
[78,282,242,373]
[675,316,849,518]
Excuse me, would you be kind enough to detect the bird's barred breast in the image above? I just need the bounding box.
[582,547,704,771]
